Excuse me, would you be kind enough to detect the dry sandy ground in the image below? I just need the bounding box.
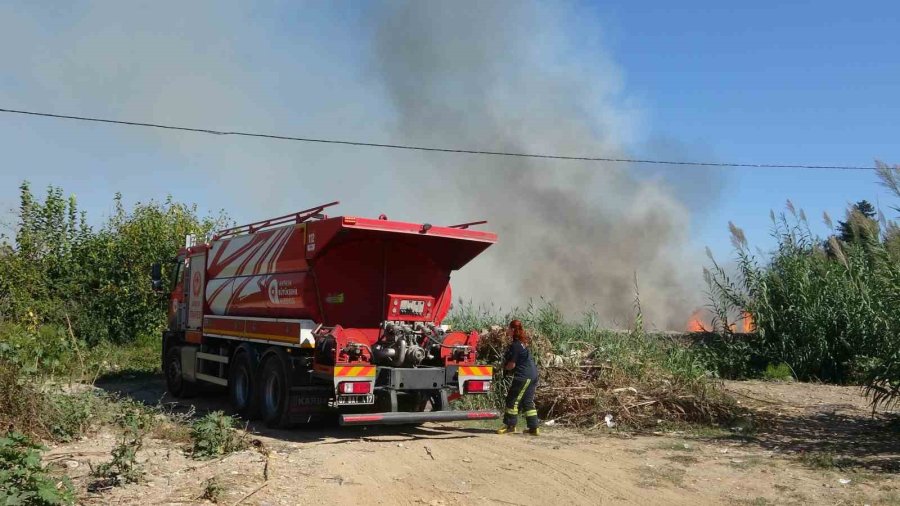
[43,378,900,505]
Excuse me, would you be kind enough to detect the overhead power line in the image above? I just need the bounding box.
[0,106,880,171]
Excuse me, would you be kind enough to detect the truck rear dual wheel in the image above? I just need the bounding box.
[259,351,292,429]
[228,351,260,420]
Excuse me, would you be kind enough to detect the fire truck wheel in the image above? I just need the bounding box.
[229,351,260,420]
[165,346,196,398]
[259,351,291,428]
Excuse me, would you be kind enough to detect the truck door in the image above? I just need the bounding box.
[186,252,207,329]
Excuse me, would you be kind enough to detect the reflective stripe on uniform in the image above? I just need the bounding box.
[524,409,538,417]
[512,378,531,411]
[506,408,519,415]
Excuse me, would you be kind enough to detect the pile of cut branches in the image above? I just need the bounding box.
[475,325,739,429]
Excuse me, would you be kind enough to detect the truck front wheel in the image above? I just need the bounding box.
[259,351,291,428]
[229,351,259,420]
[165,346,196,398]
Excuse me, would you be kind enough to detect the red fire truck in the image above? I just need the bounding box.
[152,202,498,427]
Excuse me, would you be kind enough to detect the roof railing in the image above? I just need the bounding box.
[213,201,340,240]
[448,220,488,229]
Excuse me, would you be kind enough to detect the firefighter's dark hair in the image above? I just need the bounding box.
[509,319,529,345]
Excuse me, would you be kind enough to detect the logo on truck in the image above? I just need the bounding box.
[267,277,299,305]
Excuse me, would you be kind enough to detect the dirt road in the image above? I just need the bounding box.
[47,378,900,505]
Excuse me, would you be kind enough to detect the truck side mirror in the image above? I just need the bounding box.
[151,262,163,292]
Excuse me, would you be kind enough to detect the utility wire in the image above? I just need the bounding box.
[0,106,880,171]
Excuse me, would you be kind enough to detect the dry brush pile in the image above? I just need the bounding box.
[453,303,739,430]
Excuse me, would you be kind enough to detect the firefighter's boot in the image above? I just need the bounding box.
[524,427,540,436]
[496,425,517,435]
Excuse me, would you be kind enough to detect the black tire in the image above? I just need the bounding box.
[229,351,260,420]
[165,346,196,398]
[259,351,292,428]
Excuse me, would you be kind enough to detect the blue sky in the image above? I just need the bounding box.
[0,1,897,324]
[589,1,899,257]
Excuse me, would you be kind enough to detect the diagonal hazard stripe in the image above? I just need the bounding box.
[334,366,375,377]
[460,366,492,376]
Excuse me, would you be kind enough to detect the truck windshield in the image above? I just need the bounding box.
[171,258,183,292]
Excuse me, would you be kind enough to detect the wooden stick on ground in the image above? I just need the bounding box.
[234,483,268,506]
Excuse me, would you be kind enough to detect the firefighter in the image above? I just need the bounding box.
[496,319,540,435]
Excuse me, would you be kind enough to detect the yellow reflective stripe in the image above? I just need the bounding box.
[505,408,519,415]
[460,366,492,376]
[512,379,531,411]
[524,410,538,417]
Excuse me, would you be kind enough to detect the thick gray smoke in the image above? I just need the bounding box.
[373,2,702,329]
[1,1,707,329]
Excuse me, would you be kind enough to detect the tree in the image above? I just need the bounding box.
[0,182,229,344]
[837,200,878,244]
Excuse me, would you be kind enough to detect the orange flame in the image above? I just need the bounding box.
[685,309,755,333]
[686,309,708,332]
[739,311,755,333]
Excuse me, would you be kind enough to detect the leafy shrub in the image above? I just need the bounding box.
[689,334,766,380]
[762,363,793,382]
[91,405,154,487]
[46,391,106,442]
[190,412,247,460]
[0,360,48,438]
[0,323,79,376]
[0,432,75,505]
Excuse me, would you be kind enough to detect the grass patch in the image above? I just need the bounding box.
[797,451,854,470]
[637,465,686,488]
[89,333,161,382]
[728,456,766,469]
[762,363,793,382]
[654,440,696,452]
[798,451,834,469]
[731,498,774,506]
[664,454,700,465]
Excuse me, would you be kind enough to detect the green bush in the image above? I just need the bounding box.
[0,432,75,506]
[190,412,247,460]
[0,182,229,346]
[689,334,767,380]
[762,363,793,382]
[0,323,79,376]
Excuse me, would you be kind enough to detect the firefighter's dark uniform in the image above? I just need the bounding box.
[503,340,539,429]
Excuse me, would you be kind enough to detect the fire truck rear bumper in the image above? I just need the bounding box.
[339,409,499,426]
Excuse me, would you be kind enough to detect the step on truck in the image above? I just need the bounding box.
[151,202,499,427]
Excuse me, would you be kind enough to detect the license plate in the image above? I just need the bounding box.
[336,394,375,405]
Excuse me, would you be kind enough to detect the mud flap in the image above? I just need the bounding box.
[287,386,332,424]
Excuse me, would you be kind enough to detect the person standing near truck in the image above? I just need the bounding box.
[496,319,540,435]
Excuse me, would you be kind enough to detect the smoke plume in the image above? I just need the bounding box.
[372,2,702,329]
[1,1,708,329]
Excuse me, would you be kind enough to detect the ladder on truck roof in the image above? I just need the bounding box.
[212,201,340,240]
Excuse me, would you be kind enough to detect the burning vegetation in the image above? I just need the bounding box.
[685,309,754,334]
